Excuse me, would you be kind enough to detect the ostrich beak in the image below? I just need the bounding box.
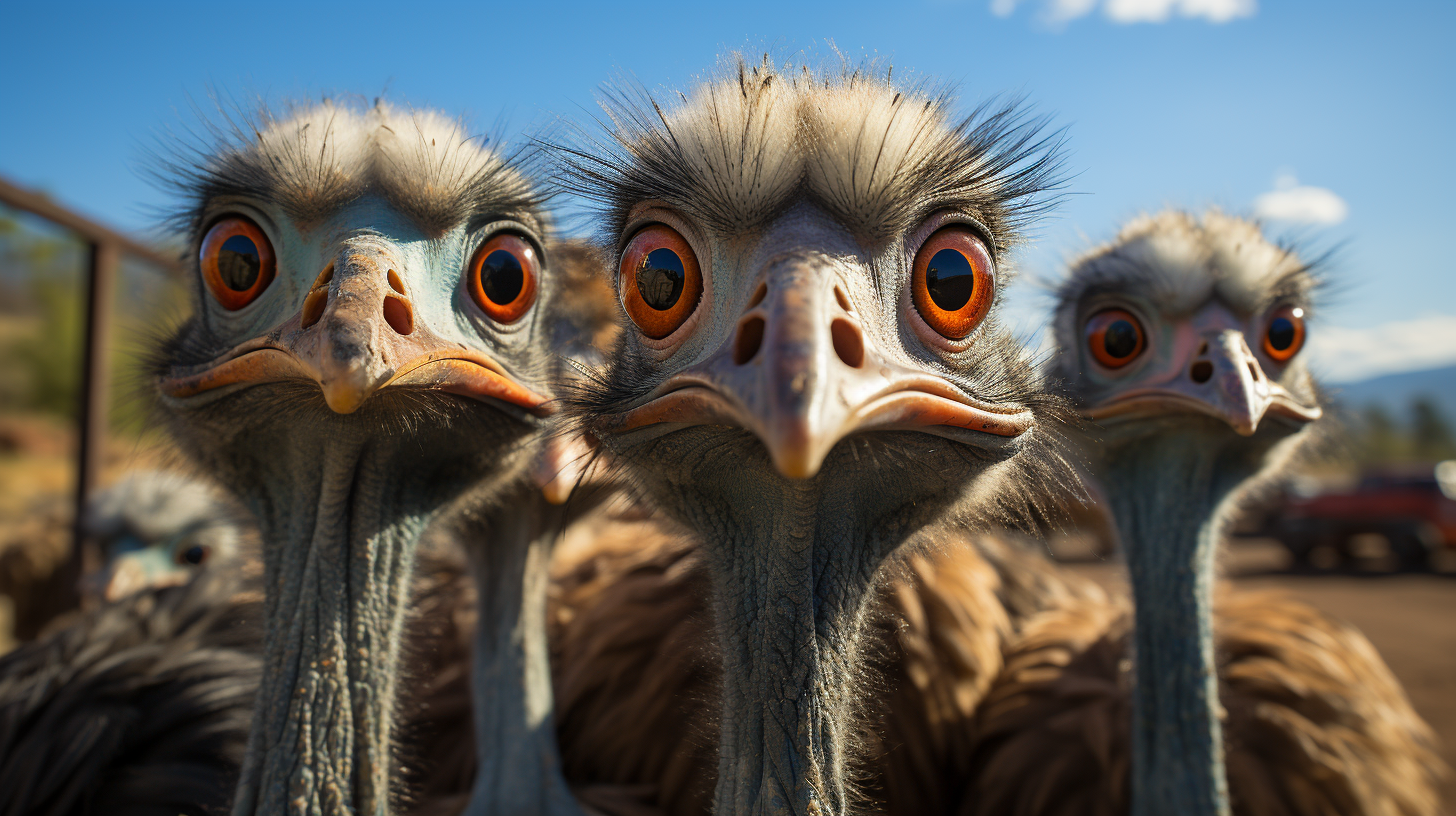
[614,253,1032,479]
[94,549,187,602]
[160,238,550,416]
[1089,329,1321,433]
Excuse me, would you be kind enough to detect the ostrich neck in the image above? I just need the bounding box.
[1101,433,1253,816]
[706,495,892,816]
[462,487,582,816]
[232,441,431,816]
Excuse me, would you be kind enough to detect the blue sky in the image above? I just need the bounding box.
[3,0,1452,381]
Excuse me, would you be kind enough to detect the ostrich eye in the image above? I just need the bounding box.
[1262,305,1306,362]
[925,249,976,311]
[219,236,261,290]
[178,545,209,566]
[201,216,276,310]
[637,249,687,311]
[620,224,703,340]
[482,251,523,304]
[911,227,995,340]
[468,234,539,324]
[1085,308,1146,369]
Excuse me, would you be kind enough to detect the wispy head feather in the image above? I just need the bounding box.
[149,97,546,238]
[553,54,1067,250]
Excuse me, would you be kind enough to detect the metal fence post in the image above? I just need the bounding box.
[63,240,119,606]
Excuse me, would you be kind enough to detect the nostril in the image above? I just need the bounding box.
[387,269,405,295]
[1197,341,1208,356]
[834,286,852,313]
[301,289,328,329]
[1190,360,1213,383]
[734,315,765,365]
[831,318,865,368]
[301,263,334,329]
[1248,361,1261,381]
[383,295,414,336]
[746,281,767,310]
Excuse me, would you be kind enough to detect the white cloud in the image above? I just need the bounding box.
[1044,0,1098,23]
[1306,315,1456,383]
[990,0,1255,24]
[1253,173,1349,225]
[1104,0,1256,23]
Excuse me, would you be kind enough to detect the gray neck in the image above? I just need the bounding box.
[461,487,583,816]
[232,443,430,816]
[1101,432,1252,816]
[705,497,889,816]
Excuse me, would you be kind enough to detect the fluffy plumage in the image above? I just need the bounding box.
[962,589,1447,816]
[543,523,1110,816]
[154,99,543,238]
[0,568,260,816]
[556,54,1065,249]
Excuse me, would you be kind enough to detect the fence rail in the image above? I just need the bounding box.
[0,174,184,612]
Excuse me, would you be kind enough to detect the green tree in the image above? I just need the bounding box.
[1410,397,1456,461]
[1357,404,1406,464]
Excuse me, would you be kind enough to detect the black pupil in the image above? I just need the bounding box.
[636,248,685,311]
[217,234,261,291]
[481,249,524,305]
[1268,317,1296,351]
[182,546,206,565]
[1103,320,1139,359]
[925,249,977,311]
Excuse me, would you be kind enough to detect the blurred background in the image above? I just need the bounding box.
[0,0,1452,803]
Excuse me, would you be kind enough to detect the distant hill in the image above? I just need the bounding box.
[1327,364,1456,422]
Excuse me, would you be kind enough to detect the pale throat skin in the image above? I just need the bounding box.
[583,199,1043,816]
[157,185,585,816]
[1052,214,1322,816]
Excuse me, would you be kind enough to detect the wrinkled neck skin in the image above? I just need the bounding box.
[164,387,531,816]
[1090,416,1303,816]
[459,485,591,816]
[609,429,991,816]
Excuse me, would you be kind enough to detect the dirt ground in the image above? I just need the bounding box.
[1059,537,1456,811]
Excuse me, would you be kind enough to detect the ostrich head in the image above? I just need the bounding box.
[82,469,248,602]
[151,100,561,815]
[1049,210,1325,816]
[1052,209,1322,457]
[560,57,1066,815]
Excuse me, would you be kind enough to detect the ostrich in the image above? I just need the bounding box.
[80,469,251,602]
[960,210,1446,816]
[150,99,592,815]
[0,564,262,816]
[557,56,1068,816]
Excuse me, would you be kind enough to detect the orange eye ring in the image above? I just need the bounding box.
[200,216,276,310]
[911,227,995,340]
[468,233,539,324]
[1262,304,1306,362]
[620,224,703,340]
[1085,308,1146,369]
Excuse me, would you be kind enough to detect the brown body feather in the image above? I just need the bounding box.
[963,587,1447,816]
[545,526,1446,816]
[544,524,1102,816]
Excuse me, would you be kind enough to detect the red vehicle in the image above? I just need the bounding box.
[1267,461,1456,570]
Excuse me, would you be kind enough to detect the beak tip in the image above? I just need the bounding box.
[321,383,371,414]
[771,450,826,480]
